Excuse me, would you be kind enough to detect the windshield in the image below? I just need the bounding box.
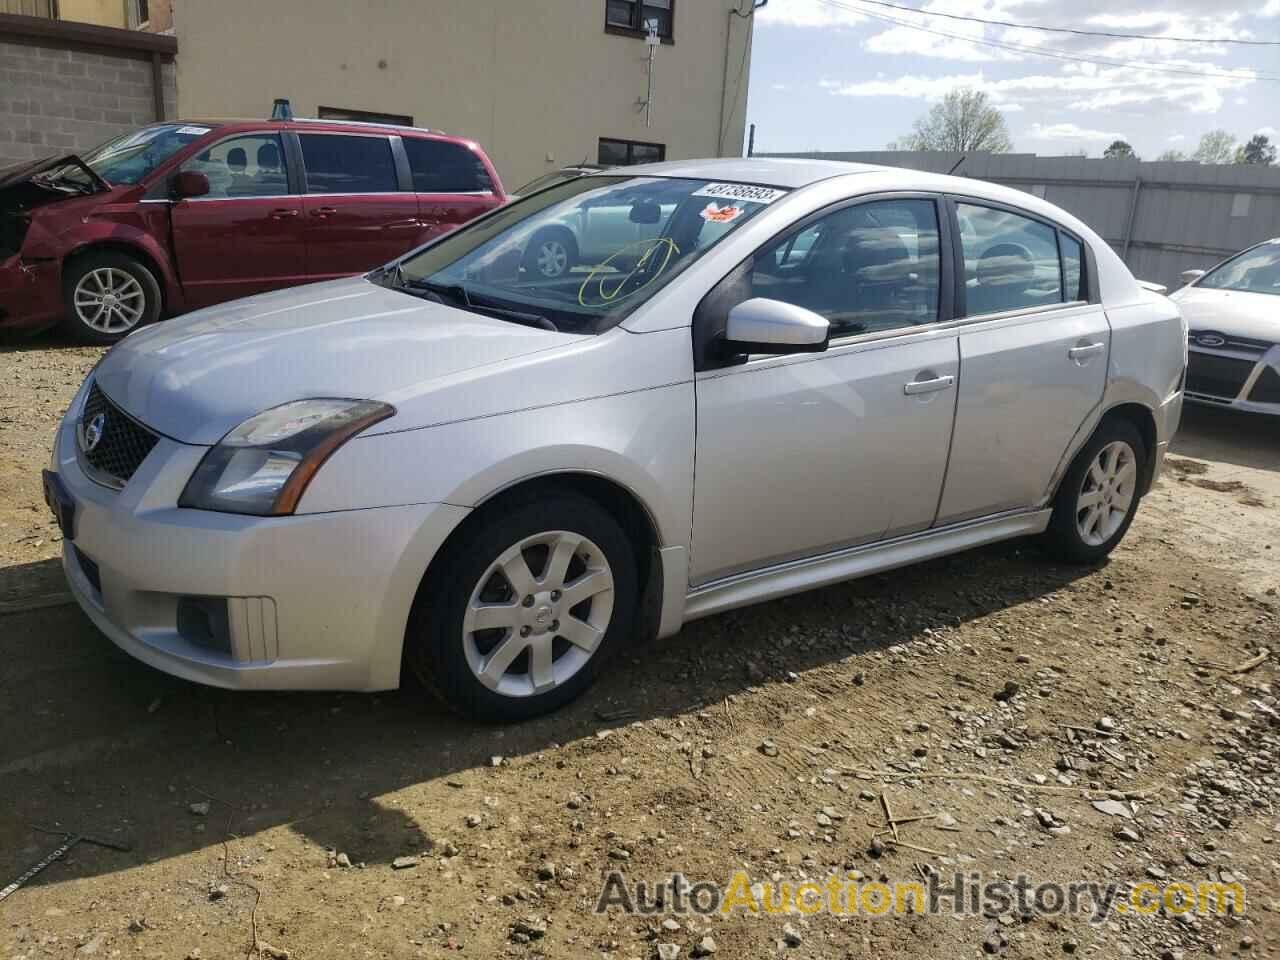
[392,175,787,332]
[81,123,215,185]
[1199,242,1280,297]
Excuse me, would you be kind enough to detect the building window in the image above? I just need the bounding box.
[134,0,149,26]
[317,106,414,127]
[605,0,673,41]
[598,137,666,166]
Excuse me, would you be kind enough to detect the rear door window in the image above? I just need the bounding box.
[402,138,493,193]
[957,203,1064,317]
[299,133,398,194]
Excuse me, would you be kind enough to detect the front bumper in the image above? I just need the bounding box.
[1185,343,1280,416]
[0,254,62,332]
[52,417,469,691]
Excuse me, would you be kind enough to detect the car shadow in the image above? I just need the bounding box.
[1171,404,1279,474]
[0,539,1095,893]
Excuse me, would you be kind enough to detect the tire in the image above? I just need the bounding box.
[405,493,638,722]
[523,228,577,279]
[1043,418,1146,564]
[61,250,162,344]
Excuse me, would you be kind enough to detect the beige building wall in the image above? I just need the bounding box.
[175,0,754,189]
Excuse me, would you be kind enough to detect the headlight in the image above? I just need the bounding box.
[179,399,394,516]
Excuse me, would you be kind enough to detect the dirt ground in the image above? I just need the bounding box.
[1,334,1277,960]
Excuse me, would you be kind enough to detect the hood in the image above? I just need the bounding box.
[95,277,585,444]
[0,154,109,194]
[1169,285,1280,342]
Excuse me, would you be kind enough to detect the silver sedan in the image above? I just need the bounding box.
[46,158,1187,721]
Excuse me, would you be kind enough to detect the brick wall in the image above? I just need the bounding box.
[0,19,177,168]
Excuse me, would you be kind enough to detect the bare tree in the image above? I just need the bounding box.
[903,89,1013,153]
[1102,140,1136,159]
[1192,130,1237,165]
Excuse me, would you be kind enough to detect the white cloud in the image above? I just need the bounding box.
[1026,122,1126,143]
[756,0,865,28]
[998,102,1025,112]
[1262,0,1280,16]
[1167,133,1186,143]
[1256,126,1279,138]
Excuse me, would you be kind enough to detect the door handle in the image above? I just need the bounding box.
[1068,342,1106,361]
[309,206,338,218]
[903,374,955,396]
[270,208,299,219]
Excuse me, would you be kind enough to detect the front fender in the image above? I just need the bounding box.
[58,221,185,315]
[297,383,696,552]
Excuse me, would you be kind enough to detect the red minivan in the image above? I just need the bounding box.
[0,116,505,343]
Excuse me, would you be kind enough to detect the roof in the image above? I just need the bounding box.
[597,157,882,189]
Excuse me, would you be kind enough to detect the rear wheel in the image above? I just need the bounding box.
[406,493,637,722]
[61,251,161,344]
[1043,418,1146,564]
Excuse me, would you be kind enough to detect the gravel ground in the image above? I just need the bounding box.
[1,335,1277,959]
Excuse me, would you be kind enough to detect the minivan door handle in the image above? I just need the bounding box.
[269,208,299,220]
[1068,342,1106,362]
[903,374,955,396]
[309,206,338,218]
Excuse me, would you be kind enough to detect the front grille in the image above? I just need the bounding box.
[80,382,159,486]
[1185,352,1257,400]
[1249,366,1280,404]
[1189,332,1272,355]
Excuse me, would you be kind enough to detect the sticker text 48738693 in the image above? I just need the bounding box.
[692,182,787,205]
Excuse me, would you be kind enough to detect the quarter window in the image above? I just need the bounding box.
[747,198,942,337]
[402,138,494,193]
[957,203,1064,317]
[299,134,399,194]
[182,134,288,199]
[1060,233,1086,302]
[598,137,666,166]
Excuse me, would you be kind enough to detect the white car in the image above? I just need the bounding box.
[1171,239,1280,414]
[46,159,1186,722]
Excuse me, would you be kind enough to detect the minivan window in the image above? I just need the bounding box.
[958,203,1063,316]
[299,134,399,194]
[82,123,214,185]
[391,176,785,334]
[402,138,493,193]
[748,198,941,337]
[182,134,288,198]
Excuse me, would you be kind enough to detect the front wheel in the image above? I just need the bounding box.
[405,493,638,722]
[1043,418,1146,564]
[61,251,162,344]
[523,229,577,279]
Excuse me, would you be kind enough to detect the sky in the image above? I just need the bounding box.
[743,0,1280,158]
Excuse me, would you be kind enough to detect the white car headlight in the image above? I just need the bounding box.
[179,399,394,516]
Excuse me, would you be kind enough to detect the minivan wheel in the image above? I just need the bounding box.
[61,251,162,344]
[1043,418,1146,564]
[406,494,637,722]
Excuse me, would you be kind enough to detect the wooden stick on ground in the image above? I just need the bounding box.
[1232,648,1271,674]
[886,838,942,856]
[881,793,900,843]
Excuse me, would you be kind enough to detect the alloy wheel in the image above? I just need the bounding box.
[536,239,569,278]
[1075,440,1137,547]
[74,268,146,334]
[462,530,615,698]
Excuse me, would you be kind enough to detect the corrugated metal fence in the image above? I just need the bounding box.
[759,150,1280,291]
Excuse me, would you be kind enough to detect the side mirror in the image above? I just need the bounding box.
[1180,268,1206,286]
[171,171,210,200]
[724,298,829,355]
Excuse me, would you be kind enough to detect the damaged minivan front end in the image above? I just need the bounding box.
[0,155,110,330]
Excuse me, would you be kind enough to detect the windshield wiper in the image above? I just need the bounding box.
[404,279,558,331]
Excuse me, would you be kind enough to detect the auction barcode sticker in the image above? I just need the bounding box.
[692,182,786,205]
